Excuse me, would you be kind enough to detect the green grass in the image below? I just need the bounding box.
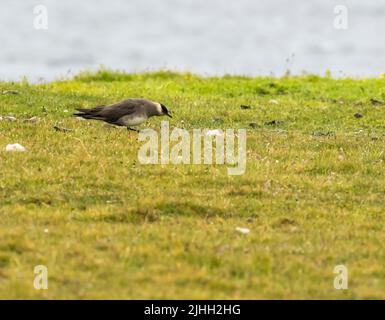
[1,70,385,299]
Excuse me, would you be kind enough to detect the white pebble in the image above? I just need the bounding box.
[236,227,250,234]
[24,116,39,123]
[5,143,27,152]
[269,99,279,105]
[0,116,17,122]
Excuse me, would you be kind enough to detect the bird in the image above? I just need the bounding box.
[74,98,172,131]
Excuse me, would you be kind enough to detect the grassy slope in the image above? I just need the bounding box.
[0,70,385,299]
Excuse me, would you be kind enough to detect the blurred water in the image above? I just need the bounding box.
[0,0,384,81]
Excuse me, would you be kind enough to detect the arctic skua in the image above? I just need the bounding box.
[74,98,172,131]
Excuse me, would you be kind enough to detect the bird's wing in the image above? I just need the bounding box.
[98,99,144,122]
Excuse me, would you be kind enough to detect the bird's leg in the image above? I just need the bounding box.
[127,126,139,132]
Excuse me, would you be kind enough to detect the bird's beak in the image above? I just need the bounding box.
[167,113,172,118]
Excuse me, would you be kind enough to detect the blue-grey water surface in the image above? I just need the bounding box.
[0,0,384,81]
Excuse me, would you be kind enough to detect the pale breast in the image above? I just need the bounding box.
[118,114,148,126]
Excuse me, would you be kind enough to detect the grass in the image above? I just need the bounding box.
[0,70,385,299]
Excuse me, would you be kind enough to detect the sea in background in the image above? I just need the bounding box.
[0,0,384,82]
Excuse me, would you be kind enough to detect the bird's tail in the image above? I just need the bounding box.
[73,106,105,119]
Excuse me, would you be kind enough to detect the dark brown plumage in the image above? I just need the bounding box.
[74,98,172,130]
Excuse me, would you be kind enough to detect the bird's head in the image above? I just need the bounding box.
[160,104,172,118]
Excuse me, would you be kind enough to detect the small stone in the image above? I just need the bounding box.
[370,98,384,106]
[5,143,27,152]
[0,116,17,122]
[311,131,336,137]
[236,227,250,234]
[269,99,279,105]
[24,116,40,123]
[2,90,19,95]
[278,218,297,226]
[53,125,72,132]
[265,120,283,126]
[354,113,363,118]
